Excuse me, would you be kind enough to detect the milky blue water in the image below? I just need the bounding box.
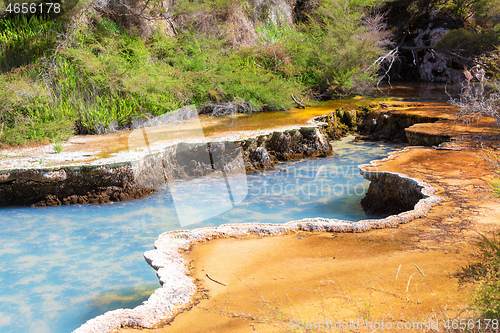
[0,137,399,333]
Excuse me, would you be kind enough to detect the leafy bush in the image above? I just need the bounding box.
[24,16,304,135]
[383,0,500,25]
[290,0,391,96]
[472,0,500,28]
[435,28,500,53]
[491,179,500,198]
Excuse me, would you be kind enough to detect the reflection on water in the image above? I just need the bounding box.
[80,285,158,324]
[0,136,399,333]
[371,81,499,101]
[200,100,361,137]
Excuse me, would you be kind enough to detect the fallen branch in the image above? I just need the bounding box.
[291,94,305,109]
[206,273,227,286]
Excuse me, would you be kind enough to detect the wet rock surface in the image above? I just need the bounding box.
[355,101,446,143]
[239,127,333,173]
[405,127,452,146]
[315,108,358,140]
[0,165,155,207]
[361,109,442,143]
[360,170,425,215]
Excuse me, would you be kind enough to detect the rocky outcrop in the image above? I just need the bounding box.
[315,108,359,140]
[249,0,296,25]
[134,126,334,179]
[245,127,331,164]
[383,8,486,83]
[358,105,443,143]
[240,108,363,173]
[0,165,155,207]
[411,25,470,83]
[405,126,452,146]
[90,0,298,40]
[360,170,425,215]
[92,0,177,38]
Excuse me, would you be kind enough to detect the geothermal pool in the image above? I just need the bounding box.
[0,136,399,333]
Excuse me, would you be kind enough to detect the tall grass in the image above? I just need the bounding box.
[0,71,74,146]
[48,57,146,134]
[0,15,60,72]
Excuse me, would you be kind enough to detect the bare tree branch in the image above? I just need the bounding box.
[291,93,305,109]
[447,85,500,126]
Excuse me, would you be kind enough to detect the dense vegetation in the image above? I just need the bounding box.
[0,0,498,146]
[0,0,391,145]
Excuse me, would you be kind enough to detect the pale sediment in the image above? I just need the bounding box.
[73,146,444,333]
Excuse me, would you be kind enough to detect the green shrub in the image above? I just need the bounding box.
[383,0,500,26]
[289,0,388,95]
[491,179,500,198]
[435,28,500,53]
[472,0,500,28]
[0,73,73,146]
[472,234,500,319]
[457,233,500,319]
